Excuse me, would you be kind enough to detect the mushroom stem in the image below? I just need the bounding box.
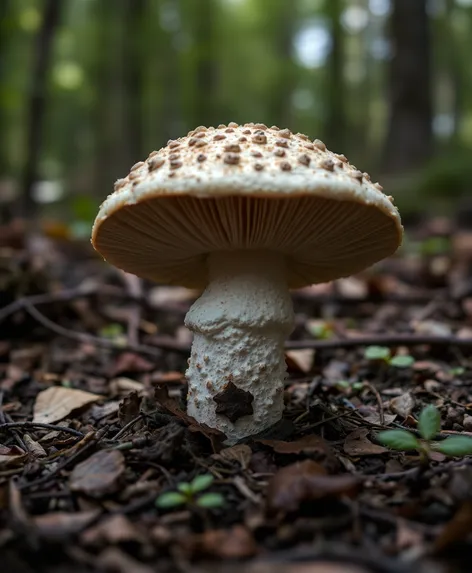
[184,250,294,443]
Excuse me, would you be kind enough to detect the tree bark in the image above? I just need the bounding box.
[19,0,64,219]
[383,0,432,173]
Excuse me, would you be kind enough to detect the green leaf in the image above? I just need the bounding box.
[177,482,193,495]
[389,355,415,368]
[418,404,441,440]
[99,323,124,339]
[420,236,451,257]
[308,322,333,340]
[377,430,420,451]
[449,367,465,376]
[190,474,214,493]
[432,436,472,457]
[196,493,225,509]
[155,492,187,508]
[364,346,391,361]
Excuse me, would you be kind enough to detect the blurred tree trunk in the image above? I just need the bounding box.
[91,0,125,195]
[0,0,13,178]
[158,1,181,143]
[445,0,462,144]
[183,0,218,128]
[266,0,297,128]
[324,0,346,150]
[383,0,432,173]
[19,0,63,219]
[123,0,146,163]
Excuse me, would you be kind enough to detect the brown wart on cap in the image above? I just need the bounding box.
[131,161,145,172]
[320,159,334,172]
[114,178,127,190]
[148,157,164,171]
[298,154,311,166]
[253,134,267,144]
[91,122,403,443]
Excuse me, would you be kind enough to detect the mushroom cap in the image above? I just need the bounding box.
[92,122,403,289]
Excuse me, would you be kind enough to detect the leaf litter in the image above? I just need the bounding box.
[0,217,471,572]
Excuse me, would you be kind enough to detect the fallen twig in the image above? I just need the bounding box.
[4,289,472,357]
[363,381,385,426]
[285,334,472,350]
[0,421,85,438]
[111,414,144,441]
[18,426,109,491]
[22,302,165,357]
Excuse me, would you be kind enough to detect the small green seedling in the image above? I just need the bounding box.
[99,323,127,347]
[336,380,364,393]
[378,404,472,460]
[364,346,414,368]
[308,320,334,340]
[449,367,465,377]
[156,474,224,510]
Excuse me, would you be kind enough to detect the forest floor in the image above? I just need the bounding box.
[1,216,472,573]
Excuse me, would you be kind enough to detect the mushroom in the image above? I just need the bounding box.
[91,123,403,443]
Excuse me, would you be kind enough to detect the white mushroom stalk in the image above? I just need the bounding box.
[185,250,294,443]
[92,121,403,444]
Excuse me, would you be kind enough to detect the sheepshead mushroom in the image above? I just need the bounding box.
[91,122,403,443]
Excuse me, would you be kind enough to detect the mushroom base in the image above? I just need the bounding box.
[184,250,294,444]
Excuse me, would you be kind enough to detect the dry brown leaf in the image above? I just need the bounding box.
[396,519,424,551]
[218,444,252,469]
[33,510,100,540]
[118,391,142,427]
[109,377,145,394]
[266,459,361,513]
[344,428,387,457]
[81,514,146,546]
[285,349,314,374]
[152,371,185,384]
[388,392,415,418]
[0,444,27,468]
[154,385,224,449]
[259,435,338,471]
[434,500,472,552]
[189,525,258,559]
[22,435,47,457]
[33,386,102,424]
[69,450,125,497]
[363,411,396,426]
[108,352,154,377]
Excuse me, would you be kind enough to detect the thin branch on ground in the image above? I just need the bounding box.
[22,301,165,357]
[4,289,472,357]
[111,414,144,441]
[0,421,85,438]
[364,381,385,426]
[285,334,472,350]
[18,426,109,491]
